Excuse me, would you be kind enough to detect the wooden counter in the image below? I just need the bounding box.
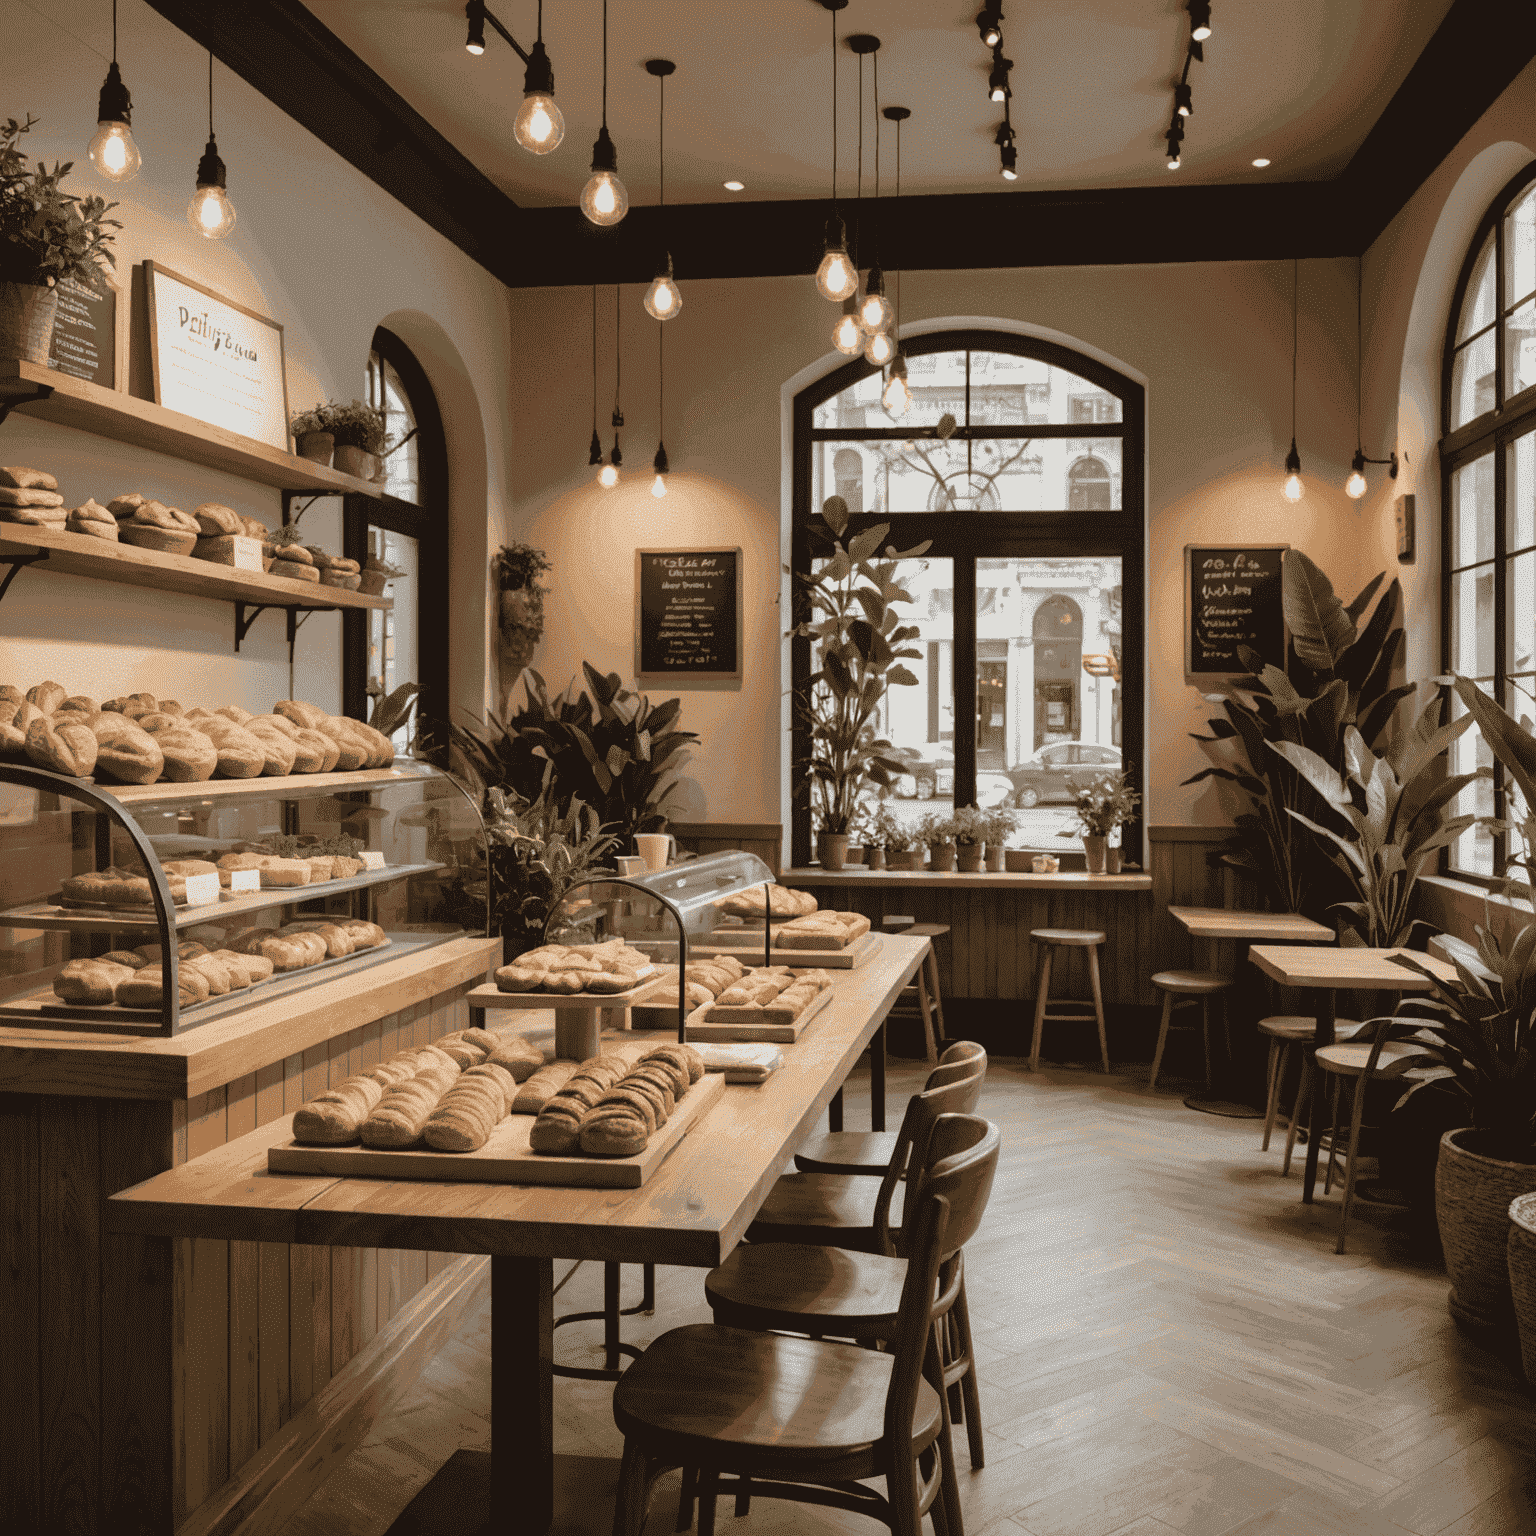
[784,867,1152,890]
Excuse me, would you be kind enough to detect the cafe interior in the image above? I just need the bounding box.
[3,1,1536,1534]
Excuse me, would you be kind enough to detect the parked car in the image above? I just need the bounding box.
[1006,741,1121,807]
[886,744,953,800]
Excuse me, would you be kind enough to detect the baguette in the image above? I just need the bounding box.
[510,1060,576,1113]
[360,1064,458,1148]
[293,1072,386,1144]
[422,1068,510,1152]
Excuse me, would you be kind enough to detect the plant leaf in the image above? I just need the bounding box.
[1283,549,1356,673]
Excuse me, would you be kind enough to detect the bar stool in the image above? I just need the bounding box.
[1028,929,1108,1073]
[1148,969,1233,1091]
[1259,1015,1365,1156]
[880,917,947,1063]
[553,1263,655,1381]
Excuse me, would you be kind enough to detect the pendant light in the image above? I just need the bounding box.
[881,106,912,419]
[857,38,894,363]
[814,0,857,302]
[833,297,862,354]
[588,286,606,477]
[88,0,140,182]
[581,0,628,226]
[602,284,623,487]
[1282,257,1303,503]
[1346,256,1399,499]
[512,2,564,153]
[651,323,668,498]
[187,52,236,240]
[642,60,682,321]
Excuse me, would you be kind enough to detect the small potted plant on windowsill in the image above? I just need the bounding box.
[289,406,333,466]
[952,805,985,873]
[980,807,1015,872]
[1060,769,1140,874]
[922,813,957,873]
[317,399,387,481]
[877,807,919,871]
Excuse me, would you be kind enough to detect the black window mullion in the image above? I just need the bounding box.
[953,557,978,810]
[1494,443,1508,876]
[1496,201,1507,415]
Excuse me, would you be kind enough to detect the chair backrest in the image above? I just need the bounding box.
[924,1045,988,1094]
[884,1115,1000,1456]
[939,1040,986,1072]
[872,1067,985,1253]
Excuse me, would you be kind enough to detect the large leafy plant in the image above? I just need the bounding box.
[0,116,119,291]
[1270,691,1480,947]
[451,664,697,843]
[1451,674,1536,899]
[1185,551,1412,920]
[789,495,929,836]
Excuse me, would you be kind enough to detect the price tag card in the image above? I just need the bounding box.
[359,851,387,870]
[183,872,221,907]
[228,534,264,571]
[226,869,261,894]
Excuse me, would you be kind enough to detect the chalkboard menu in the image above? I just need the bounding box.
[1185,544,1288,675]
[46,276,117,388]
[635,547,742,683]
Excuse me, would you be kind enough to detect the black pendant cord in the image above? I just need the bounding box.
[894,113,902,333]
[592,284,598,435]
[1291,256,1298,442]
[614,283,622,419]
[872,49,880,266]
[112,0,118,61]
[830,1,838,206]
[1355,255,1363,455]
[658,69,665,213]
[658,322,664,443]
[537,0,543,41]
[601,0,608,127]
[208,51,214,137]
[854,52,863,263]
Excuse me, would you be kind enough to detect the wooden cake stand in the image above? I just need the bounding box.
[466,972,670,1060]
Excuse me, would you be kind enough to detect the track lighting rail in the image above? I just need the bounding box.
[464,0,535,65]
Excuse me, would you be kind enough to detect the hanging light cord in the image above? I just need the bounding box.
[613,283,622,417]
[208,51,214,137]
[895,114,902,331]
[1355,256,1363,453]
[1291,257,1298,439]
[658,69,665,211]
[111,0,118,62]
[592,285,598,434]
[537,0,543,41]
[658,324,665,442]
[601,0,608,126]
[830,2,838,205]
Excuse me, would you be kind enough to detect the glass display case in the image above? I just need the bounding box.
[0,760,487,1036]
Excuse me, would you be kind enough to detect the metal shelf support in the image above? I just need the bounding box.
[0,383,54,429]
[0,546,51,609]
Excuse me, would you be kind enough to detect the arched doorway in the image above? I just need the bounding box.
[1032,594,1082,743]
[1068,455,1111,512]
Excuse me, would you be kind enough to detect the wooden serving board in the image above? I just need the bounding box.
[267,1056,724,1188]
[684,985,833,1043]
[690,930,882,970]
[465,971,665,1010]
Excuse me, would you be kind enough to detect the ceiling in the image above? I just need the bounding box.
[305,0,1457,210]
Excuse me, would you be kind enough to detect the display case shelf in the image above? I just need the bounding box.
[0,359,383,495]
[102,763,439,808]
[0,860,446,934]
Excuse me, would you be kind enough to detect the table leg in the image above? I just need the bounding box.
[871,1018,887,1133]
[493,1254,554,1532]
[1302,989,1337,1205]
[553,1006,601,1061]
[828,1087,844,1133]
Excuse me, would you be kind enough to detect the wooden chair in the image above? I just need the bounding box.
[611,1117,1001,1536]
[1258,1016,1363,1155]
[708,1112,998,1472]
[743,1064,986,1254]
[878,918,947,1063]
[1028,928,1109,1073]
[793,1042,987,1176]
[1148,969,1233,1091]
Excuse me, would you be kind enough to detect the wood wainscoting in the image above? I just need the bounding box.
[670,822,782,875]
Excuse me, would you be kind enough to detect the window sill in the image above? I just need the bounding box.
[782,866,1151,891]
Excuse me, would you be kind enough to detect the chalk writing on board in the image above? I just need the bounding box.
[46,276,116,388]
[636,549,741,681]
[1186,545,1287,675]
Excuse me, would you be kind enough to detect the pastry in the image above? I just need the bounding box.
[106,493,147,521]
[0,485,64,507]
[26,680,66,713]
[292,1071,386,1144]
[511,1060,578,1114]
[423,1070,509,1151]
[85,713,164,784]
[66,499,118,539]
[186,714,266,778]
[0,467,58,491]
[0,504,68,525]
[153,727,218,782]
[216,851,270,886]
[328,855,363,879]
[191,502,243,535]
[304,855,337,882]
[260,857,311,888]
[774,911,871,949]
[53,958,138,1005]
[160,858,219,880]
[24,715,98,776]
[717,886,818,920]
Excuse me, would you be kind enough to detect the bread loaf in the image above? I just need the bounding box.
[53,958,138,1005]
[360,1063,458,1148]
[187,714,266,778]
[86,713,164,784]
[422,1070,508,1151]
[0,484,64,507]
[101,949,147,969]
[511,1060,578,1114]
[66,499,118,539]
[116,967,211,1010]
[0,698,42,760]
[58,694,98,715]
[579,1106,651,1157]
[279,919,353,958]
[26,680,66,713]
[643,1041,705,1085]
[293,1071,385,1144]
[332,918,388,950]
[192,502,243,535]
[106,493,147,521]
[24,715,98,776]
[240,717,300,776]
[0,466,58,491]
[154,727,218,782]
[485,1035,543,1081]
[260,857,310,888]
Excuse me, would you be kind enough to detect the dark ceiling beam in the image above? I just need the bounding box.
[142,0,521,285]
[1338,0,1536,248]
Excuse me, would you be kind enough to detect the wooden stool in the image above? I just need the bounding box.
[1149,970,1233,1092]
[552,1262,655,1381]
[879,919,945,1063]
[1259,1016,1365,1155]
[1028,929,1108,1073]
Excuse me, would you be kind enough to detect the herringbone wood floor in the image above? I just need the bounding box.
[288,1057,1536,1536]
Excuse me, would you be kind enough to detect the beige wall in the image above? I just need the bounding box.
[0,1,515,721]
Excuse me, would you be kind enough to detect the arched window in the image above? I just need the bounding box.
[1441,162,1536,879]
[342,327,449,755]
[792,330,1144,864]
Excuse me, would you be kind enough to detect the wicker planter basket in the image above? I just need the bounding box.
[928,842,956,873]
[1436,1128,1536,1335]
[1510,1193,1536,1384]
[955,843,984,872]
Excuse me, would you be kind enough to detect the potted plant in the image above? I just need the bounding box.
[1,116,119,361]
[493,543,553,700]
[317,399,386,480]
[788,495,927,872]
[289,406,333,466]
[358,553,406,597]
[923,813,957,873]
[1060,769,1140,873]
[980,807,1015,872]
[952,805,985,873]
[877,807,919,871]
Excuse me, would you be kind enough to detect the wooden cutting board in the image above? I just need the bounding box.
[267,1051,723,1188]
[683,985,833,1044]
[689,930,882,970]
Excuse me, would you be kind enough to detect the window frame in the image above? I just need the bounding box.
[1439,160,1536,885]
[790,327,1145,870]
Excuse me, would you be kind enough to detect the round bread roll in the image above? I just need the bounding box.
[26,680,66,713]
[240,516,268,540]
[135,712,184,735]
[24,715,98,776]
[66,499,117,540]
[130,501,199,533]
[186,714,266,778]
[154,728,218,782]
[0,698,42,761]
[215,705,253,724]
[156,699,184,716]
[192,502,243,535]
[0,684,21,705]
[106,493,147,521]
[268,545,314,567]
[291,727,339,773]
[86,713,164,784]
[241,719,299,776]
[58,694,100,715]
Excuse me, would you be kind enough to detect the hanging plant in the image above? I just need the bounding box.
[493,543,553,686]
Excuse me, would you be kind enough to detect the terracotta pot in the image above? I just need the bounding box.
[333,444,379,480]
[817,833,850,871]
[864,845,886,871]
[357,568,389,596]
[1004,849,1034,872]
[928,842,956,873]
[1510,1194,1536,1384]
[0,282,58,363]
[983,845,1006,872]
[1435,1128,1536,1335]
[887,849,921,871]
[1083,834,1108,874]
[844,844,866,866]
[295,430,334,465]
[956,843,984,872]
[1106,845,1123,874]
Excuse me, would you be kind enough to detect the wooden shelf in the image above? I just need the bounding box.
[0,860,446,934]
[103,762,439,807]
[0,522,389,613]
[0,359,383,496]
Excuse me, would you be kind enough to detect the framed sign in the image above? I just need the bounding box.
[1185,544,1288,676]
[635,547,743,683]
[47,274,123,389]
[144,261,289,448]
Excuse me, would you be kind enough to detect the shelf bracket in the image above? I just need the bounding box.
[0,547,50,608]
[287,608,313,665]
[0,383,54,429]
[233,601,273,653]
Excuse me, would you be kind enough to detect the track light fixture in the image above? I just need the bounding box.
[602,284,623,487]
[463,1,564,153]
[1283,257,1303,502]
[581,0,628,225]
[88,0,140,182]
[995,115,1018,180]
[1174,82,1193,118]
[1165,121,1183,171]
[187,52,236,239]
[988,46,1012,103]
[1189,1,1212,42]
[976,7,1003,47]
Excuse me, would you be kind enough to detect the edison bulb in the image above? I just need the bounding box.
[187,184,236,239]
[1282,471,1303,503]
[865,329,896,366]
[816,247,857,301]
[88,119,140,182]
[1345,469,1367,499]
[599,462,619,488]
[651,473,667,499]
[882,372,912,418]
[833,308,863,355]
[644,271,683,321]
[860,289,893,333]
[1166,152,1181,171]
[514,92,564,154]
[581,170,628,226]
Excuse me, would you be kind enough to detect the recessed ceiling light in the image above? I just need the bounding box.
[1251,157,1271,168]
[723,179,745,191]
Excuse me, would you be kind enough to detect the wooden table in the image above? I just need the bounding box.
[107,934,928,1534]
[1247,945,1456,1204]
